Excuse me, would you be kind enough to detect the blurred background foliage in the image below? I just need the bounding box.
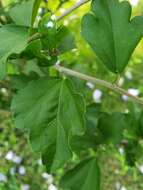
[1,0,143,190]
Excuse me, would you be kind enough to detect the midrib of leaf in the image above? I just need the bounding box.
[105,1,116,71]
[57,79,70,144]
[83,159,99,190]
[81,159,95,189]
[57,79,64,124]
[51,79,72,169]
[65,81,85,132]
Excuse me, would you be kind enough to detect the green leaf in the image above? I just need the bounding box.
[21,39,42,59]
[98,112,126,144]
[21,39,56,66]
[32,0,41,26]
[60,157,100,190]
[9,0,41,27]
[11,77,85,172]
[0,25,28,78]
[38,15,75,52]
[11,74,39,90]
[38,14,57,50]
[138,111,143,138]
[81,0,143,73]
[57,26,76,54]
[71,103,102,153]
[124,113,140,139]
[124,140,143,166]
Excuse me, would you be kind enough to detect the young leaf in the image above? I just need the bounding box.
[9,0,41,27]
[11,77,85,172]
[38,14,57,50]
[0,25,28,78]
[60,157,100,190]
[38,15,75,53]
[81,0,143,73]
[21,39,56,66]
[21,39,42,60]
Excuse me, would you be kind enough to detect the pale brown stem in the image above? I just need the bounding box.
[55,64,143,106]
[56,0,90,20]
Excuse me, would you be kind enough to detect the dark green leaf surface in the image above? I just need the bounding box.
[9,0,41,26]
[81,0,143,73]
[21,39,55,66]
[38,15,75,52]
[38,14,57,50]
[56,26,76,54]
[98,112,126,144]
[11,77,85,172]
[0,25,28,78]
[138,111,143,138]
[60,157,100,190]
[71,103,102,153]
[22,39,42,59]
[124,140,143,166]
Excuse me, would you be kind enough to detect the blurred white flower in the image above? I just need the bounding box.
[118,77,124,87]
[47,175,54,184]
[128,88,139,96]
[13,155,22,164]
[42,172,50,179]
[0,173,7,182]
[115,169,119,174]
[138,165,143,174]
[93,89,102,102]
[122,88,139,101]
[21,184,30,190]
[125,71,133,80]
[37,159,42,165]
[38,8,42,14]
[1,88,8,96]
[119,147,124,155]
[120,186,127,190]
[51,15,56,20]
[86,82,94,89]
[48,184,57,190]
[115,181,121,190]
[42,173,53,184]
[130,0,139,6]
[122,95,128,101]
[60,8,66,13]
[5,151,22,164]
[5,151,14,161]
[18,166,26,175]
[46,21,54,28]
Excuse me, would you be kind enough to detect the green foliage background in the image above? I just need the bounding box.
[1,0,143,190]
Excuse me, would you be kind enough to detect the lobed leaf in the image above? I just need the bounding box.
[81,0,143,73]
[11,77,86,172]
